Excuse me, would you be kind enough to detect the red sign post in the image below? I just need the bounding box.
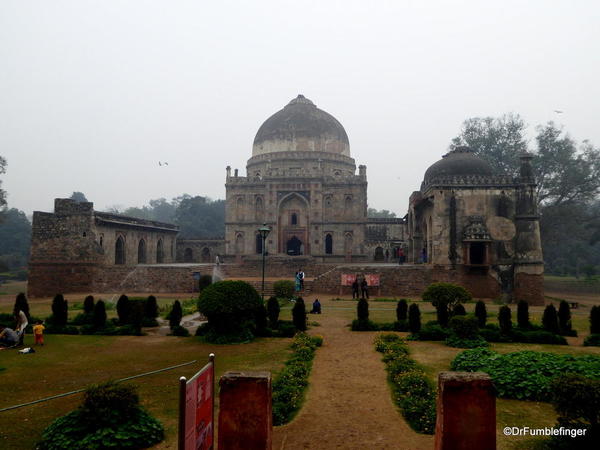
[179,354,215,450]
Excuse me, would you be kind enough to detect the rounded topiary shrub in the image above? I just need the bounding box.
[38,381,164,450]
[273,280,295,299]
[292,298,307,331]
[198,274,213,292]
[449,315,479,339]
[396,299,408,322]
[197,280,263,343]
[267,296,280,328]
[474,300,487,327]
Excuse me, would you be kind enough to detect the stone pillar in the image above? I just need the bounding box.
[218,371,272,450]
[435,372,496,450]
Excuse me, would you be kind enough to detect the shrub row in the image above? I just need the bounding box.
[374,334,436,434]
[272,333,323,426]
[451,348,600,401]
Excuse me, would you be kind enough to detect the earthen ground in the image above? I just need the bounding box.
[272,296,433,450]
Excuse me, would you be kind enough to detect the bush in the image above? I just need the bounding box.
[412,323,449,341]
[510,329,567,345]
[584,334,600,347]
[423,282,472,327]
[474,300,487,327]
[591,306,600,334]
[71,313,93,326]
[277,321,296,338]
[51,294,69,327]
[357,298,369,321]
[13,292,30,319]
[198,274,213,292]
[144,296,159,319]
[448,315,479,339]
[292,298,307,331]
[408,303,421,333]
[92,301,107,329]
[254,304,268,336]
[169,300,183,329]
[266,296,280,328]
[38,382,164,450]
[498,305,512,334]
[543,304,560,334]
[273,280,295,299]
[396,299,408,321]
[479,326,503,342]
[83,295,94,315]
[116,295,130,324]
[517,300,530,329]
[453,303,466,316]
[197,281,263,342]
[549,374,599,446]
[445,334,489,348]
[350,319,379,331]
[374,333,436,434]
[451,349,600,401]
[170,325,190,337]
[272,333,320,425]
[44,324,79,335]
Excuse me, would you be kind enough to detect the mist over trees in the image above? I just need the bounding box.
[452,115,600,276]
[367,208,398,218]
[69,191,88,203]
[0,208,31,271]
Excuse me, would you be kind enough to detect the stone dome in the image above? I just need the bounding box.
[252,95,350,157]
[424,146,496,182]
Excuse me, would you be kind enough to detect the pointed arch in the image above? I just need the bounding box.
[184,247,193,263]
[156,239,164,263]
[137,239,147,264]
[115,236,125,265]
[325,233,333,254]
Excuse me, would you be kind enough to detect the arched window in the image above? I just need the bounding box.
[345,196,352,210]
[115,236,125,265]
[255,196,264,221]
[256,233,263,254]
[184,247,193,262]
[324,195,332,207]
[325,234,333,254]
[374,246,384,261]
[156,239,164,263]
[99,235,103,247]
[138,239,146,264]
[201,247,211,262]
[291,213,298,225]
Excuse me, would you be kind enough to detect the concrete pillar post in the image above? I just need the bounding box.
[218,371,272,450]
[435,372,496,450]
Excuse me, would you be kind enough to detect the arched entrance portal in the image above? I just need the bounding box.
[286,236,303,256]
[278,193,309,255]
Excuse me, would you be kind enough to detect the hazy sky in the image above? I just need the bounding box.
[1,1,599,217]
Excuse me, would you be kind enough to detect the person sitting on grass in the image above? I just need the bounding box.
[33,320,45,346]
[310,298,322,314]
[0,326,19,348]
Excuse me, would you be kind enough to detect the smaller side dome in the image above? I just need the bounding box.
[424,146,496,183]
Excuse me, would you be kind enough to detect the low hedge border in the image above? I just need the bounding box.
[272,333,323,426]
[374,333,436,434]
[451,348,600,401]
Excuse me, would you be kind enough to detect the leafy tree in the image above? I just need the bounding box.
[498,306,512,335]
[474,301,487,327]
[517,300,530,329]
[408,303,421,333]
[92,301,107,329]
[175,195,225,238]
[51,294,68,326]
[396,299,408,322]
[453,304,466,316]
[0,156,6,214]
[69,192,88,203]
[116,295,130,324]
[267,296,280,328]
[13,292,30,319]
[450,113,528,175]
[292,297,307,331]
[367,208,397,218]
[169,300,183,329]
[83,295,95,315]
[423,283,472,327]
[0,208,31,270]
[542,304,560,334]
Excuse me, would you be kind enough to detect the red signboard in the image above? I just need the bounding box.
[341,274,380,287]
[180,356,214,450]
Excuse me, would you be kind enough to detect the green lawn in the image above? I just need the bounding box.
[0,334,292,449]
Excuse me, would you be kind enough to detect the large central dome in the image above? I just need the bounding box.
[252,95,350,157]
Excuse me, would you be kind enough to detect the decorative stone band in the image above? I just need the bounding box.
[421,174,519,191]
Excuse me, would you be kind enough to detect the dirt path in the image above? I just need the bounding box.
[272,300,433,450]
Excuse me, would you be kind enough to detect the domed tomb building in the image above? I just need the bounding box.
[406,146,544,304]
[225,95,401,260]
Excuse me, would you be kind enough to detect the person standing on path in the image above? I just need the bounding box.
[298,268,305,290]
[360,278,369,299]
[295,271,302,293]
[352,277,359,299]
[398,248,405,265]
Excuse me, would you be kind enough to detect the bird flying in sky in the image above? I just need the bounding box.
[158,161,169,166]
[554,110,563,114]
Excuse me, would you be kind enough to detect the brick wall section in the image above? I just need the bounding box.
[514,272,544,305]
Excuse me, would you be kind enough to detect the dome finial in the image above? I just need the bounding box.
[287,95,315,107]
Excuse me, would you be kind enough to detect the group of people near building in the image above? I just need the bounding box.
[351,276,370,299]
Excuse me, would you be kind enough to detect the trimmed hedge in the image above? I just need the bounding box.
[584,334,600,347]
[451,348,600,401]
[374,334,436,434]
[273,280,295,299]
[272,333,322,425]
